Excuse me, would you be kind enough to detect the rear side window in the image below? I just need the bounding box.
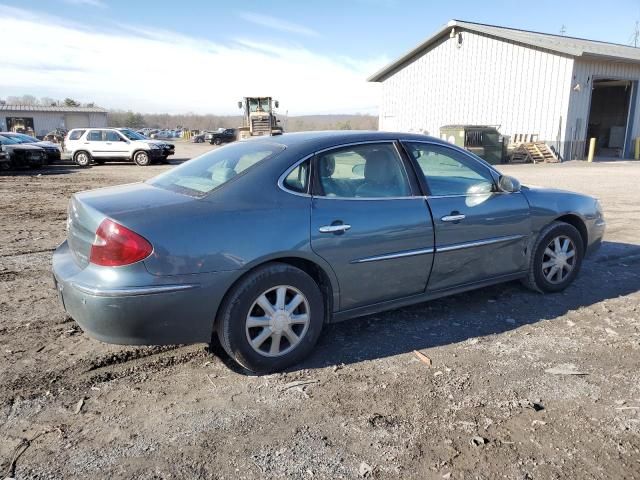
[69,130,85,140]
[283,159,310,194]
[87,130,102,141]
[148,142,285,198]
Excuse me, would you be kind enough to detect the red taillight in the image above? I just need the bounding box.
[89,219,152,267]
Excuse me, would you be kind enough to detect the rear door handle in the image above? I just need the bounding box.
[319,224,351,233]
[441,214,466,222]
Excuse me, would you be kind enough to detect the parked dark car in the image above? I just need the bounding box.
[0,134,46,169]
[191,132,208,143]
[0,150,8,169]
[210,128,237,145]
[2,133,61,164]
[52,131,605,373]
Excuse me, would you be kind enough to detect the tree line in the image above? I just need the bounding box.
[1,95,378,132]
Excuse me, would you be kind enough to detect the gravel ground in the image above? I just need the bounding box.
[1,144,639,479]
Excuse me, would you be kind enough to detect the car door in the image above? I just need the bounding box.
[402,141,531,292]
[310,141,435,311]
[84,129,106,158]
[105,130,131,159]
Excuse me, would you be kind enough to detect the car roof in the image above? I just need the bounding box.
[245,130,451,151]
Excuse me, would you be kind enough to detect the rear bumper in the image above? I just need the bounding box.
[52,241,237,345]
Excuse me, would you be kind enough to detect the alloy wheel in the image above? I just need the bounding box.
[542,235,576,284]
[245,285,310,357]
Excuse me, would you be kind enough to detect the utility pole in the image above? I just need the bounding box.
[633,21,639,47]
[560,24,566,36]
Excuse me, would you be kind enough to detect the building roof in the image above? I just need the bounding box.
[369,19,640,82]
[0,104,107,113]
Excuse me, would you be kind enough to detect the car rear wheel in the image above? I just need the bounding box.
[214,138,222,145]
[522,221,584,293]
[216,263,324,373]
[74,151,91,168]
[133,151,150,166]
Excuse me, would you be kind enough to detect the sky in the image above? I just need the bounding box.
[2,0,640,115]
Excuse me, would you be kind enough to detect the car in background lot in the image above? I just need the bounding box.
[52,131,606,373]
[0,133,46,169]
[1,132,61,164]
[63,128,164,167]
[116,128,174,162]
[0,150,9,169]
[209,128,237,145]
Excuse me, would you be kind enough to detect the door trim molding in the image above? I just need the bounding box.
[351,247,435,264]
[437,234,525,253]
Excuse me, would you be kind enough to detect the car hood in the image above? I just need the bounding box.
[3,144,44,152]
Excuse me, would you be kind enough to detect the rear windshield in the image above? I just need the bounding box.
[148,142,285,198]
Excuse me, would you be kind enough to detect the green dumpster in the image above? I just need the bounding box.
[440,125,505,164]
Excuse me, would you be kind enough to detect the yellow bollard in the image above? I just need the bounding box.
[587,137,596,162]
[635,137,640,160]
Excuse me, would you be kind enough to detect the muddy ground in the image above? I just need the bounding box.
[1,144,639,479]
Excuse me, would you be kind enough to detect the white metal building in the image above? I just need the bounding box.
[369,20,640,159]
[0,105,108,137]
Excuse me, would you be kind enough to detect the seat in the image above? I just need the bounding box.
[355,149,408,198]
[319,156,348,197]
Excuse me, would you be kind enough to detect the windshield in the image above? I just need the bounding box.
[119,129,147,140]
[0,134,21,145]
[148,141,285,197]
[248,98,271,113]
[16,134,39,142]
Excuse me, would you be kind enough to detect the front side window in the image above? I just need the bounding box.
[315,143,410,198]
[105,131,122,142]
[404,143,494,196]
[87,130,102,141]
[148,142,285,197]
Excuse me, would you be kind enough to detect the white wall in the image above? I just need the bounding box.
[567,59,640,157]
[378,30,575,143]
[0,111,107,136]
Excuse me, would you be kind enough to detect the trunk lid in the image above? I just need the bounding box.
[66,182,193,268]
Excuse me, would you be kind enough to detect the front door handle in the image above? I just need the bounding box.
[319,224,351,233]
[441,214,466,222]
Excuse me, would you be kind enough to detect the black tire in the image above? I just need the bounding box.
[214,137,222,145]
[522,221,584,293]
[74,151,91,168]
[216,263,325,373]
[133,150,150,166]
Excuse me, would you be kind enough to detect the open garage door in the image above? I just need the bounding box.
[586,79,636,159]
[64,113,90,129]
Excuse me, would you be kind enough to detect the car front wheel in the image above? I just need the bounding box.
[522,221,584,293]
[216,263,325,373]
[214,138,222,145]
[133,151,150,166]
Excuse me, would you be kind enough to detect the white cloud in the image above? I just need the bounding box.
[238,12,319,37]
[62,0,106,7]
[0,5,386,115]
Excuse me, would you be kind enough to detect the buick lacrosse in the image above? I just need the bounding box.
[52,131,605,372]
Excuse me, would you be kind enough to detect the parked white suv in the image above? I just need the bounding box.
[63,128,164,167]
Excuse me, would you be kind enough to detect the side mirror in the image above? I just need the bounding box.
[237,101,243,109]
[352,164,365,176]
[499,175,521,193]
[274,100,279,108]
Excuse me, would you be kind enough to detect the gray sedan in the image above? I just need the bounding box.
[52,131,605,372]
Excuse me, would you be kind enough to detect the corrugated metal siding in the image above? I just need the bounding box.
[567,59,640,155]
[379,30,574,143]
[0,111,107,136]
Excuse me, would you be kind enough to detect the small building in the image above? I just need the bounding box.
[0,104,108,138]
[369,20,640,159]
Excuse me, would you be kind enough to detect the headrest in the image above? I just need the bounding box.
[211,167,236,184]
[319,156,335,178]
[364,150,396,184]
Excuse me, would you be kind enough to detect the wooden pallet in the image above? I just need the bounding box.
[510,142,559,164]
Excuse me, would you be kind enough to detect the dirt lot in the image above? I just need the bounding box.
[1,144,639,479]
